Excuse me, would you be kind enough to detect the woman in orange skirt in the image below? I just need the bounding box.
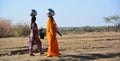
[46,9,60,57]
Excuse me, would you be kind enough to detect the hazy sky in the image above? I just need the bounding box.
[0,0,120,28]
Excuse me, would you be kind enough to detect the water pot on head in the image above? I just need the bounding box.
[30,9,37,16]
[47,8,55,16]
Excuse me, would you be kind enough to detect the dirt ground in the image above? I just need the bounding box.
[0,32,120,61]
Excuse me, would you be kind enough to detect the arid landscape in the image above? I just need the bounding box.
[0,32,120,61]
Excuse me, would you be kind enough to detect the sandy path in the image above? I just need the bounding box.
[0,32,120,61]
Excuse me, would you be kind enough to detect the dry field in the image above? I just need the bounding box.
[0,32,120,61]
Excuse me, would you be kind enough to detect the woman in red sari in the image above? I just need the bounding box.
[28,9,42,56]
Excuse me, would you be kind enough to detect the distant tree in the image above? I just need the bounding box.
[104,15,120,31]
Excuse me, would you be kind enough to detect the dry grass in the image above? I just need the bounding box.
[0,32,120,61]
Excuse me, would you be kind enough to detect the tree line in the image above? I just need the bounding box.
[0,15,120,38]
[0,19,29,37]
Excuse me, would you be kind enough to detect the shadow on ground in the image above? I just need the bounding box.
[0,46,48,56]
[63,53,120,60]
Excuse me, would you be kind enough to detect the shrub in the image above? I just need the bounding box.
[12,23,29,37]
[0,19,12,37]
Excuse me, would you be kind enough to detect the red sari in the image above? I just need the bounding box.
[28,23,42,55]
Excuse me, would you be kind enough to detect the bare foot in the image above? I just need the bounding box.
[30,54,35,56]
